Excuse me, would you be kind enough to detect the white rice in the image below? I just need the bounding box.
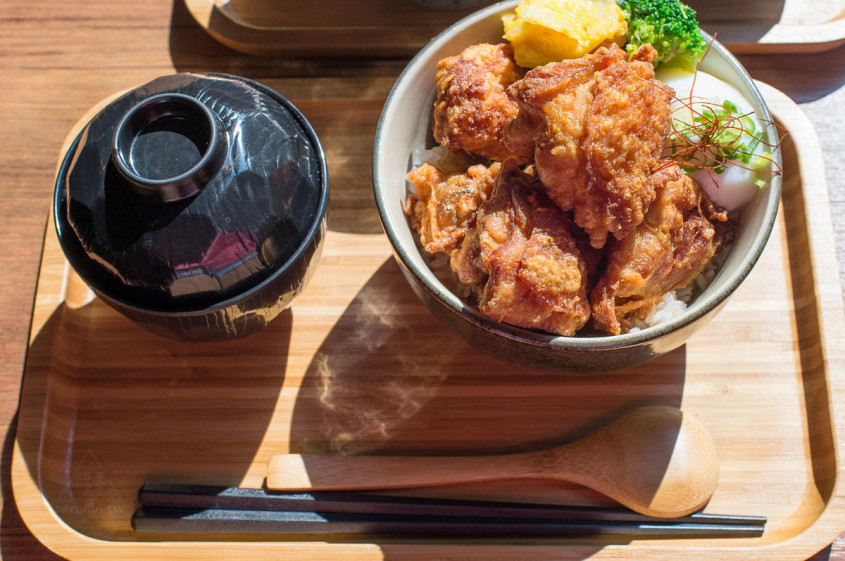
[411,145,448,168]
[628,291,688,333]
[411,145,472,175]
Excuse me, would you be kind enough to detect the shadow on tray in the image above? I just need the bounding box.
[1,414,65,561]
[13,300,292,541]
[10,256,688,550]
[290,258,688,458]
[9,0,695,551]
[286,257,689,550]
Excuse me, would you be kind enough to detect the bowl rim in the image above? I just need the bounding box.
[54,72,330,317]
[373,0,783,350]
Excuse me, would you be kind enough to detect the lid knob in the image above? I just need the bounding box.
[112,93,226,202]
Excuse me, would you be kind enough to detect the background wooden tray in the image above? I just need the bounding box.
[687,0,845,53]
[183,0,845,56]
[11,83,845,559]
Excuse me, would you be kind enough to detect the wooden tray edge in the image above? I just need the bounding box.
[182,0,845,56]
[182,0,466,57]
[10,84,845,561]
[720,21,845,54]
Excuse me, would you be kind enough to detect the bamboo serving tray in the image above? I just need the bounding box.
[183,0,845,56]
[11,82,845,560]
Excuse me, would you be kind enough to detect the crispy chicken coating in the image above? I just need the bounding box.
[405,162,501,256]
[434,43,527,163]
[449,228,488,288]
[505,43,673,249]
[474,161,590,336]
[590,163,734,335]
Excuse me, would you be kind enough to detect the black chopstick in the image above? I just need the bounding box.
[138,483,767,527]
[132,507,765,537]
[133,483,765,538]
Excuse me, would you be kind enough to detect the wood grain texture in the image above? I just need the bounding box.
[687,0,845,53]
[181,0,498,56]
[181,0,845,55]
[265,406,720,519]
[7,74,845,559]
[1,1,845,560]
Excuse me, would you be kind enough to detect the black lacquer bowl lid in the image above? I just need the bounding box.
[54,73,328,334]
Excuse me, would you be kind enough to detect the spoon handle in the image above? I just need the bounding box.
[266,452,538,491]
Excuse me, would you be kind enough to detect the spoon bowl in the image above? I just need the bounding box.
[267,406,719,518]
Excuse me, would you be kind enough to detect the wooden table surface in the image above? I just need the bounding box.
[0,1,843,559]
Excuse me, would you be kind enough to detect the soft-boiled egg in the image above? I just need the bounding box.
[656,68,771,211]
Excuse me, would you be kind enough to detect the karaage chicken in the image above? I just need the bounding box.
[590,163,734,335]
[474,161,591,336]
[405,161,501,256]
[434,43,528,163]
[504,43,673,249]
[405,36,747,339]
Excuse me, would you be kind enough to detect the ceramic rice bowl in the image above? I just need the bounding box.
[372,1,782,372]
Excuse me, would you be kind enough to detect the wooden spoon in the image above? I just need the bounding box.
[266,405,719,518]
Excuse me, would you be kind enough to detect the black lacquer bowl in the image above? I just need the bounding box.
[54,73,328,341]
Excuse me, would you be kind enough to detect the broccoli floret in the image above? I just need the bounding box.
[617,0,708,70]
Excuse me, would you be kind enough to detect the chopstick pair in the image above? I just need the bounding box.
[131,483,767,538]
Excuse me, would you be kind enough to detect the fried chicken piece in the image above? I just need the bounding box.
[450,229,487,288]
[434,43,527,163]
[505,43,673,249]
[474,161,590,336]
[590,163,734,335]
[405,161,500,257]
